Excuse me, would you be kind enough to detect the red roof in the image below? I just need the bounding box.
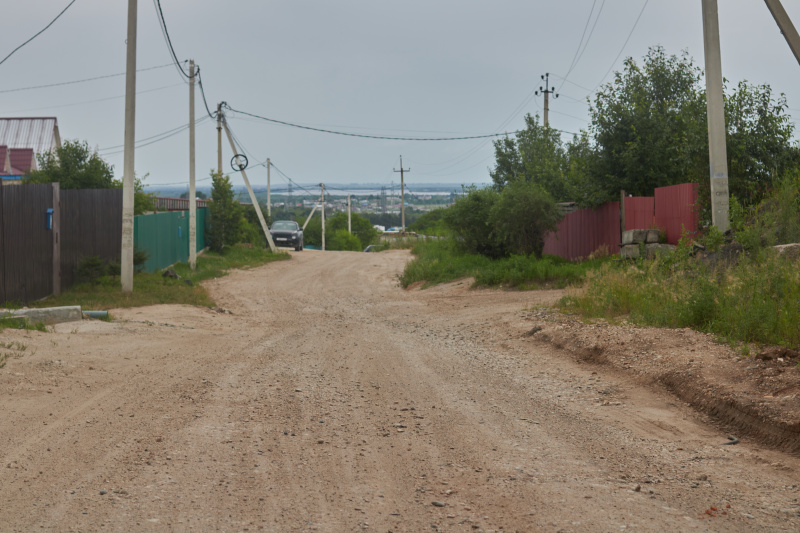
[8,147,35,174]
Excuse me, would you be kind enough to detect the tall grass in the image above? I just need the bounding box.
[400,239,607,289]
[561,250,800,348]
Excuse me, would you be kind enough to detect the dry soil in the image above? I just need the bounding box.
[1,249,798,532]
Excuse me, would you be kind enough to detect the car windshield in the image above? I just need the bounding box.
[272,221,297,231]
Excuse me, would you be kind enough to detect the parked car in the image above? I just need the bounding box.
[270,220,303,251]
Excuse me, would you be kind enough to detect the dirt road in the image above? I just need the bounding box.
[1,249,798,532]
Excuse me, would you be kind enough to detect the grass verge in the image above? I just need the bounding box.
[400,239,608,289]
[559,249,800,349]
[26,246,289,311]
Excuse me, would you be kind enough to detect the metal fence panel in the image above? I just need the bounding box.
[60,189,122,288]
[654,183,699,244]
[624,197,655,231]
[134,208,208,272]
[0,184,53,304]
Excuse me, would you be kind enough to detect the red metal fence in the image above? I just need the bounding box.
[543,201,621,260]
[543,183,698,261]
[654,182,699,244]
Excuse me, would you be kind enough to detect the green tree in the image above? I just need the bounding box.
[26,139,115,189]
[443,186,504,258]
[408,208,448,236]
[207,172,242,253]
[489,180,563,258]
[584,46,799,211]
[587,47,707,201]
[490,114,570,201]
[326,212,378,249]
[724,80,800,205]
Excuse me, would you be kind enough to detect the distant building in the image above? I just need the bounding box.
[0,117,61,183]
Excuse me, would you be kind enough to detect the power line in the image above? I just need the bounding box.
[593,0,650,92]
[10,82,184,113]
[559,0,599,91]
[98,116,210,153]
[224,105,515,141]
[0,0,77,67]
[153,0,190,80]
[0,63,178,94]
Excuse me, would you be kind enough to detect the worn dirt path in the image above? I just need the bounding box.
[1,249,798,532]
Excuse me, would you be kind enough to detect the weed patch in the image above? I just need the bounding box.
[400,239,607,289]
[26,247,289,311]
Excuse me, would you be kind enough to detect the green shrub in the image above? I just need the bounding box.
[328,229,362,251]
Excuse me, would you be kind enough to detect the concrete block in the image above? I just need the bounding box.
[622,229,648,245]
[620,244,640,259]
[645,229,661,243]
[1,306,82,325]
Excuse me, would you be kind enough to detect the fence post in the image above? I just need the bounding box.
[52,183,61,296]
[619,190,625,241]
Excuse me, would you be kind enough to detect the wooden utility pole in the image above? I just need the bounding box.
[188,59,197,270]
[535,73,558,127]
[221,118,278,252]
[216,102,223,176]
[764,0,800,66]
[702,0,730,232]
[266,157,271,218]
[347,194,351,233]
[393,156,410,232]
[121,0,138,292]
[320,183,326,251]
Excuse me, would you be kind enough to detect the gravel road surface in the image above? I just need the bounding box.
[1,249,798,532]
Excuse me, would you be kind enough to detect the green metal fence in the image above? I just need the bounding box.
[134,208,207,272]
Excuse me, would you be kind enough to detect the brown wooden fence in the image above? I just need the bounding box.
[0,184,122,305]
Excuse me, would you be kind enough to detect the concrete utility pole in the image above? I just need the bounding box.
[702,0,730,232]
[347,194,351,233]
[216,102,223,176]
[266,158,271,218]
[189,60,197,270]
[764,0,800,67]
[393,156,410,232]
[121,0,138,292]
[535,73,558,127]
[320,183,326,251]
[221,118,278,252]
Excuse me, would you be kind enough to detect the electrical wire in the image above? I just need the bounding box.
[0,63,178,94]
[10,82,184,113]
[98,116,210,152]
[153,0,190,80]
[593,0,650,92]
[558,0,598,92]
[224,105,515,141]
[0,0,77,67]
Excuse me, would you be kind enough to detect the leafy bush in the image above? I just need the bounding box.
[328,229,362,251]
[489,180,562,258]
[443,186,504,258]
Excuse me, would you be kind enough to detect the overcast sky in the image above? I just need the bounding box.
[2,0,800,194]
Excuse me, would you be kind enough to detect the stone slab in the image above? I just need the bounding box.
[1,306,82,325]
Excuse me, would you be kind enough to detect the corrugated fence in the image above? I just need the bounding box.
[543,201,621,260]
[0,184,54,304]
[133,208,208,272]
[544,183,698,261]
